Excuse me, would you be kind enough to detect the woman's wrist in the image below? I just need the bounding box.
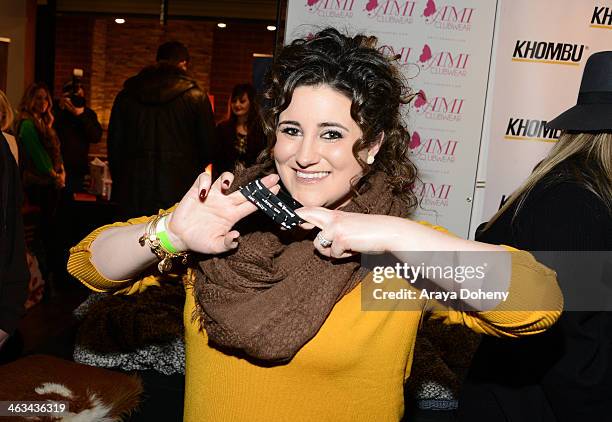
[384,217,420,252]
[388,218,507,253]
[164,213,188,252]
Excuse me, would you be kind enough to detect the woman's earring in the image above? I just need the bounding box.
[366,154,375,165]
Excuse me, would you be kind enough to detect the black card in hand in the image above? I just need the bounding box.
[239,179,305,230]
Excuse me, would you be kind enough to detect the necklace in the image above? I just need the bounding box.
[235,130,247,154]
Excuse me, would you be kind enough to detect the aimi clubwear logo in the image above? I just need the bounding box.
[590,6,612,29]
[412,181,453,207]
[412,89,465,122]
[417,44,470,77]
[378,44,470,77]
[512,40,587,66]
[504,117,561,143]
[305,0,356,17]
[409,131,459,163]
[378,44,415,65]
[422,0,475,31]
[364,0,417,24]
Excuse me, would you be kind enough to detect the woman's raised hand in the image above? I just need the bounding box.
[166,171,280,254]
[295,207,403,259]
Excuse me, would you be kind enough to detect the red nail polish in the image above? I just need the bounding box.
[199,189,207,202]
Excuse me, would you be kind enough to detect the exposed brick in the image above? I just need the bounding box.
[54,16,273,157]
[54,16,94,99]
[210,23,275,121]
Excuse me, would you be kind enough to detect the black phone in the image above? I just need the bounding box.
[239,179,305,229]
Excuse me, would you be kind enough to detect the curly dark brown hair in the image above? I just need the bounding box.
[257,27,418,211]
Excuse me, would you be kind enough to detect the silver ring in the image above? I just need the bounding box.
[317,232,333,248]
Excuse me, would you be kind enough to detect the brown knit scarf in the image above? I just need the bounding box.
[193,165,408,362]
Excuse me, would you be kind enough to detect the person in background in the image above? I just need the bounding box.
[0,90,18,163]
[68,29,562,421]
[0,91,30,361]
[460,51,612,422]
[16,83,64,189]
[54,80,102,194]
[107,41,216,220]
[15,83,64,290]
[214,83,266,175]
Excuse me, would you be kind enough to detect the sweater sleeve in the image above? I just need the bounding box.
[418,221,563,337]
[19,120,53,175]
[67,208,176,295]
[429,249,562,337]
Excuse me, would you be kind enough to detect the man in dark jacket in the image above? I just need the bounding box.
[54,81,103,194]
[107,41,216,219]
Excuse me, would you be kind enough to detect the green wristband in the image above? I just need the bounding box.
[156,216,179,254]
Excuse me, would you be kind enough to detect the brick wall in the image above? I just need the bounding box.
[55,15,215,156]
[54,15,94,99]
[89,18,215,157]
[54,15,274,156]
[210,23,275,121]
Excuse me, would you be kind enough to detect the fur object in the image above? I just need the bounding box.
[0,355,142,421]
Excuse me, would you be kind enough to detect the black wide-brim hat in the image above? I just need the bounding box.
[547,51,612,131]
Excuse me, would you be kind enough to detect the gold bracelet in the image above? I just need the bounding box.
[138,213,189,273]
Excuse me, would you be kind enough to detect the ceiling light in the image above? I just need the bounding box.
[217,23,227,28]
[115,18,125,24]
[267,25,277,31]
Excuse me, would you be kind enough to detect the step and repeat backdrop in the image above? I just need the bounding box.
[284,0,612,238]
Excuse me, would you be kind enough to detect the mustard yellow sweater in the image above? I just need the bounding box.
[68,214,562,422]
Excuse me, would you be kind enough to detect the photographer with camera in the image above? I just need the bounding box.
[54,71,103,194]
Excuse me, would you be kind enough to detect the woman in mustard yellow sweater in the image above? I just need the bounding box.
[68,28,562,421]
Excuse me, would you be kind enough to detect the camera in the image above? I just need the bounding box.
[70,68,86,108]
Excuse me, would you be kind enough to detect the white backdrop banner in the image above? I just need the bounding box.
[284,1,612,238]
[476,1,612,226]
[285,0,498,238]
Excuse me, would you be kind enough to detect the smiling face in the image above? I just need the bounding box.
[32,88,50,115]
[274,84,376,209]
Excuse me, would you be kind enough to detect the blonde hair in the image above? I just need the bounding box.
[485,131,612,229]
[0,89,14,131]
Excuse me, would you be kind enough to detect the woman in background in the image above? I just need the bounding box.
[460,51,612,422]
[16,83,64,288]
[16,83,64,189]
[214,83,266,175]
